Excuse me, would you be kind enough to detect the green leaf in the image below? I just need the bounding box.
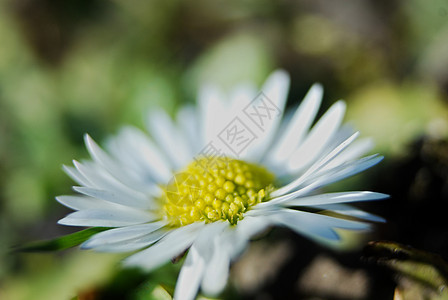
[133,282,173,300]
[365,241,448,299]
[15,227,111,252]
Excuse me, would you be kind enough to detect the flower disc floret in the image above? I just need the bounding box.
[162,157,275,226]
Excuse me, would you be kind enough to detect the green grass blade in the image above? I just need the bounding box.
[15,227,111,252]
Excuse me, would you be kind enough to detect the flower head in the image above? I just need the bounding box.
[57,70,387,299]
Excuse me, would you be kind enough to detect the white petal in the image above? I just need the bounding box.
[198,85,258,159]
[85,135,154,194]
[198,84,228,145]
[84,230,167,252]
[324,124,356,151]
[108,126,173,184]
[242,70,290,161]
[174,245,205,300]
[123,222,203,271]
[71,160,109,188]
[56,195,119,211]
[310,154,384,188]
[313,203,386,223]
[287,101,346,173]
[266,154,384,206]
[73,160,149,205]
[267,83,323,165]
[193,221,228,262]
[57,208,156,227]
[201,236,230,296]
[260,70,290,114]
[228,84,257,113]
[322,138,374,171]
[214,216,272,260]
[273,131,360,197]
[146,110,192,169]
[236,215,271,239]
[173,221,230,299]
[280,191,389,207]
[82,222,166,248]
[73,186,152,210]
[268,209,371,243]
[177,106,201,155]
[63,165,90,186]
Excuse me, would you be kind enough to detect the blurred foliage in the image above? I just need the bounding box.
[347,81,448,156]
[1,0,448,299]
[365,241,448,300]
[1,251,122,300]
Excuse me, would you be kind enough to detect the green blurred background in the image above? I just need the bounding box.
[1,0,448,299]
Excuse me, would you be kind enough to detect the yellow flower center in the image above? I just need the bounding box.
[161,157,275,226]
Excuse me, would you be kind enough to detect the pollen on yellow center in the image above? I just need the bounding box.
[161,156,275,226]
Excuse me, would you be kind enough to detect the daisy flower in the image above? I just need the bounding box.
[57,70,387,300]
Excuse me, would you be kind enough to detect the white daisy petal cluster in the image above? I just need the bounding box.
[57,70,387,300]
